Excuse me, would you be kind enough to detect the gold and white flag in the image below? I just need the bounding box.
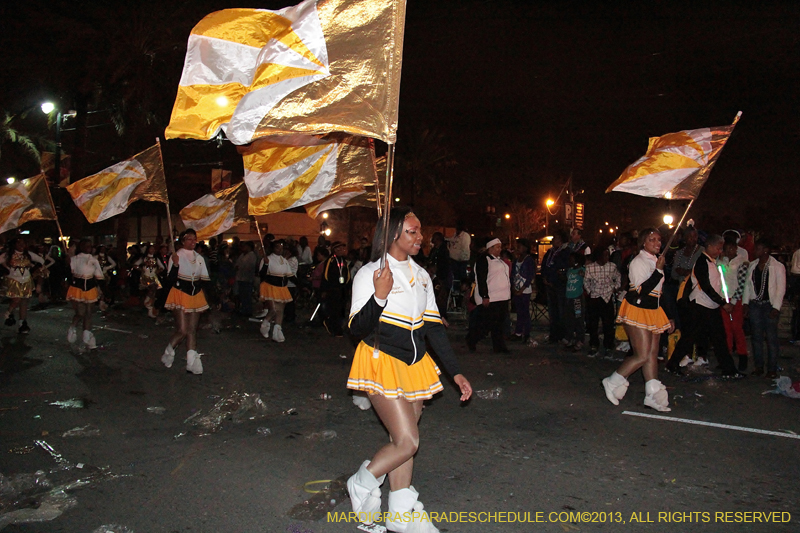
[180,182,249,240]
[0,175,57,234]
[66,144,168,223]
[242,134,376,215]
[165,0,405,145]
[607,120,739,200]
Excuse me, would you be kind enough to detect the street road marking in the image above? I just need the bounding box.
[622,411,800,440]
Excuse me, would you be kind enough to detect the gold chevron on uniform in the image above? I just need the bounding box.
[0,174,57,233]
[242,134,376,215]
[66,144,168,223]
[165,0,405,145]
[180,182,250,240]
[607,122,738,200]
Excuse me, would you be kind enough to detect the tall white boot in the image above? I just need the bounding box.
[602,371,629,406]
[644,379,671,412]
[82,330,97,350]
[347,460,385,523]
[260,320,272,339]
[161,344,175,368]
[272,324,285,343]
[386,486,439,533]
[186,349,203,375]
[67,326,78,344]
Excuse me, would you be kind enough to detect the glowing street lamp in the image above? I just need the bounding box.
[545,198,555,208]
[663,214,674,225]
[322,212,329,219]
[6,177,16,185]
[504,213,511,219]
[41,102,64,183]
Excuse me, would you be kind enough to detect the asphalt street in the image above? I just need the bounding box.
[0,302,798,533]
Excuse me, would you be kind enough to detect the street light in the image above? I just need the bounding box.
[322,212,329,219]
[41,102,63,183]
[6,177,15,184]
[504,213,510,219]
[663,214,674,225]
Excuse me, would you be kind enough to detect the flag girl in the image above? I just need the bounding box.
[346,206,472,533]
[162,229,210,375]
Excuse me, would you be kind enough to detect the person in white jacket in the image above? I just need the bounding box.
[1,238,45,334]
[66,239,104,348]
[346,206,472,533]
[161,229,210,375]
[742,240,786,378]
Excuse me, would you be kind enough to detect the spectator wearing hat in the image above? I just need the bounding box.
[322,241,351,337]
[466,238,511,353]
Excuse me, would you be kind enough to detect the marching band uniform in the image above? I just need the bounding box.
[66,251,104,348]
[258,253,293,342]
[135,254,164,317]
[1,250,44,300]
[164,248,210,313]
[347,253,460,533]
[347,254,461,401]
[1,250,44,333]
[604,249,672,412]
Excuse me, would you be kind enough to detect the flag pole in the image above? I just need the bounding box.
[659,111,742,257]
[43,176,68,255]
[379,143,396,268]
[660,199,695,256]
[372,143,396,358]
[155,138,175,254]
[254,218,269,259]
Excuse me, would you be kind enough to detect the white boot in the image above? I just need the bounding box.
[644,379,671,412]
[386,486,439,533]
[82,330,97,350]
[186,349,203,375]
[161,344,175,368]
[347,460,385,523]
[67,326,78,344]
[272,324,285,343]
[260,320,272,339]
[602,372,629,406]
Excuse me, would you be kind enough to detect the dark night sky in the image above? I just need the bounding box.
[1,0,798,236]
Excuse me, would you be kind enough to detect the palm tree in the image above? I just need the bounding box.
[0,113,44,166]
[395,126,457,206]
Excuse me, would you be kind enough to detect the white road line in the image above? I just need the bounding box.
[622,411,800,440]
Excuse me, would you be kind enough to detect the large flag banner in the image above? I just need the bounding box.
[165,0,405,145]
[0,175,57,234]
[243,134,377,215]
[606,122,737,200]
[180,182,250,240]
[66,144,169,223]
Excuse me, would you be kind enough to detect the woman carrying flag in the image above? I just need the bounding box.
[66,239,104,348]
[161,229,210,375]
[346,206,472,532]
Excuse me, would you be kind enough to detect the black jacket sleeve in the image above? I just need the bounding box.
[476,254,489,299]
[636,269,664,296]
[694,256,727,307]
[348,296,386,339]
[425,323,462,376]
